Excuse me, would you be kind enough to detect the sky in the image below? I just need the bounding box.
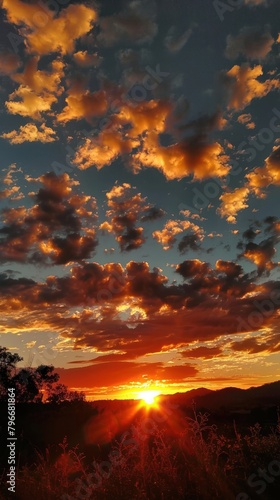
[0,0,280,400]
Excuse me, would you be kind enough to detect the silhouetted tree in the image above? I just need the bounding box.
[0,346,23,398]
[0,346,84,403]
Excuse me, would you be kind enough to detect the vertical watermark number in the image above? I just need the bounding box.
[7,388,16,493]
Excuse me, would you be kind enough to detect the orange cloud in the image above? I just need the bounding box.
[223,64,280,110]
[28,4,96,55]
[218,187,250,223]
[246,145,280,196]
[132,132,230,180]
[13,56,64,93]
[1,0,40,26]
[237,113,255,129]
[57,361,197,391]
[57,89,108,123]
[1,1,97,55]
[153,220,204,250]
[0,186,22,201]
[73,51,102,68]
[72,97,229,181]
[0,164,24,201]
[5,85,57,120]
[1,123,57,144]
[1,252,280,368]
[4,57,64,120]
[74,129,138,170]
[71,97,227,179]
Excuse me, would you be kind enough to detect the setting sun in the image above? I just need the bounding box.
[139,390,160,405]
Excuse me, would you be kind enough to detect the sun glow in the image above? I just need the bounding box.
[139,390,160,405]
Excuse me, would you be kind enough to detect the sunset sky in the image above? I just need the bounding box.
[0,0,280,400]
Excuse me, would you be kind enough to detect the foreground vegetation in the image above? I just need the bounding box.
[0,404,279,500]
[1,347,280,499]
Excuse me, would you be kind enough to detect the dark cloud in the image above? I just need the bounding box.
[97,0,158,47]
[57,360,198,390]
[247,145,280,196]
[239,238,278,275]
[175,260,210,279]
[264,215,280,234]
[178,234,201,254]
[100,183,164,252]
[225,26,274,60]
[230,332,280,354]
[238,217,280,275]
[180,346,223,359]
[243,227,259,241]
[141,206,165,222]
[0,172,98,265]
[1,258,280,364]
[153,219,204,251]
[177,110,227,135]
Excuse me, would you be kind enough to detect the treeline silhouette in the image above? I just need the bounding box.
[0,346,84,404]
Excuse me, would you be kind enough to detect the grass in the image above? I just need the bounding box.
[4,406,280,500]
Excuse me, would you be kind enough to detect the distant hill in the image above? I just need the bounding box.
[89,381,280,414]
[159,380,280,411]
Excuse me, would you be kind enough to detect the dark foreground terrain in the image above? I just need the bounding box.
[1,381,280,500]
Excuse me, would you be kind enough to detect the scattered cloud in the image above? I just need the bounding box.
[1,1,97,55]
[246,145,280,196]
[237,113,255,129]
[218,187,250,223]
[100,183,164,251]
[222,64,280,111]
[237,218,280,275]
[0,173,98,265]
[1,123,57,144]
[153,219,204,251]
[73,51,102,68]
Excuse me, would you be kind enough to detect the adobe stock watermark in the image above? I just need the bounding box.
[62,399,178,500]
[213,0,244,22]
[236,288,280,333]
[7,387,16,494]
[52,64,170,176]
[236,459,280,499]
[8,0,72,54]
[178,107,280,216]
